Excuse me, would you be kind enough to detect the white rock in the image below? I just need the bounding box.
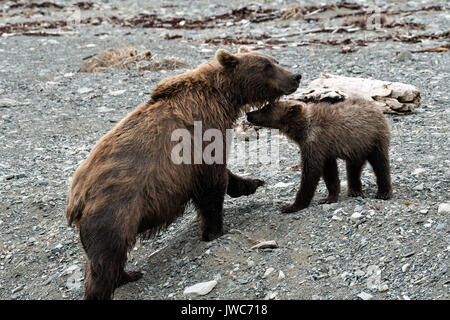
[251,240,278,250]
[278,270,286,280]
[264,291,278,300]
[413,183,424,191]
[350,211,363,221]
[109,89,126,96]
[402,263,410,273]
[438,203,450,214]
[77,87,93,94]
[271,182,295,189]
[412,168,426,175]
[0,98,19,107]
[357,292,373,300]
[379,284,389,292]
[263,267,275,278]
[247,260,255,267]
[66,269,83,291]
[97,107,114,113]
[183,280,217,296]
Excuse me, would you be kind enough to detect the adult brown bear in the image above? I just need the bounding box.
[247,99,392,213]
[66,49,301,299]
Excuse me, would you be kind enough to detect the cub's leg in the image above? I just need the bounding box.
[226,169,264,198]
[368,146,392,200]
[193,166,227,241]
[346,159,366,198]
[318,158,340,204]
[281,158,322,213]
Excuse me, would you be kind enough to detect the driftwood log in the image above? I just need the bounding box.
[294,73,421,114]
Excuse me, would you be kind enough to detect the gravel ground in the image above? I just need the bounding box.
[0,0,449,300]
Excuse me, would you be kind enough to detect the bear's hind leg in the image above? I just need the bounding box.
[318,158,340,204]
[346,159,366,198]
[226,169,264,198]
[368,147,392,200]
[80,213,139,300]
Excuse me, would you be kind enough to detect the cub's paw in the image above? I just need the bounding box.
[375,191,392,200]
[201,230,224,242]
[318,195,339,204]
[281,203,303,214]
[347,189,364,198]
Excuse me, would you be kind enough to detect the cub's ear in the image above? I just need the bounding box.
[285,100,303,117]
[216,49,239,68]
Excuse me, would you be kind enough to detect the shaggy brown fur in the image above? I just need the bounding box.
[246,99,392,213]
[66,49,301,299]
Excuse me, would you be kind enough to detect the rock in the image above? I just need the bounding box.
[413,183,424,191]
[77,87,93,94]
[0,98,19,107]
[66,269,83,291]
[419,209,428,215]
[378,284,389,292]
[355,270,365,277]
[350,211,363,221]
[438,203,450,214]
[11,285,24,294]
[402,263,410,273]
[412,168,426,175]
[28,237,36,245]
[435,223,446,231]
[278,270,286,280]
[357,292,373,300]
[251,240,278,250]
[183,280,217,296]
[247,260,255,267]
[264,291,278,300]
[97,107,114,113]
[271,182,295,189]
[397,50,412,62]
[109,89,126,96]
[263,267,275,278]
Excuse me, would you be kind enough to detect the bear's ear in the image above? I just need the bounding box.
[238,46,251,53]
[216,49,239,68]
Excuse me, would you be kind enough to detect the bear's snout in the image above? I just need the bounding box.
[292,74,302,83]
[246,111,255,123]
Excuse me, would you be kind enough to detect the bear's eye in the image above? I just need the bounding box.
[264,63,273,72]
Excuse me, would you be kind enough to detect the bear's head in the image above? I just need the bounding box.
[215,49,301,106]
[246,99,303,129]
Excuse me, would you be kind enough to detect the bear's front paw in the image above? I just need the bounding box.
[118,271,143,287]
[252,179,265,189]
[281,203,304,214]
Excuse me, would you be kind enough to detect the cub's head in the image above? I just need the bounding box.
[246,99,303,129]
[215,49,301,105]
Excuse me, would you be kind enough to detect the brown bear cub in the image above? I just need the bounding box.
[246,99,392,213]
[66,49,301,299]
